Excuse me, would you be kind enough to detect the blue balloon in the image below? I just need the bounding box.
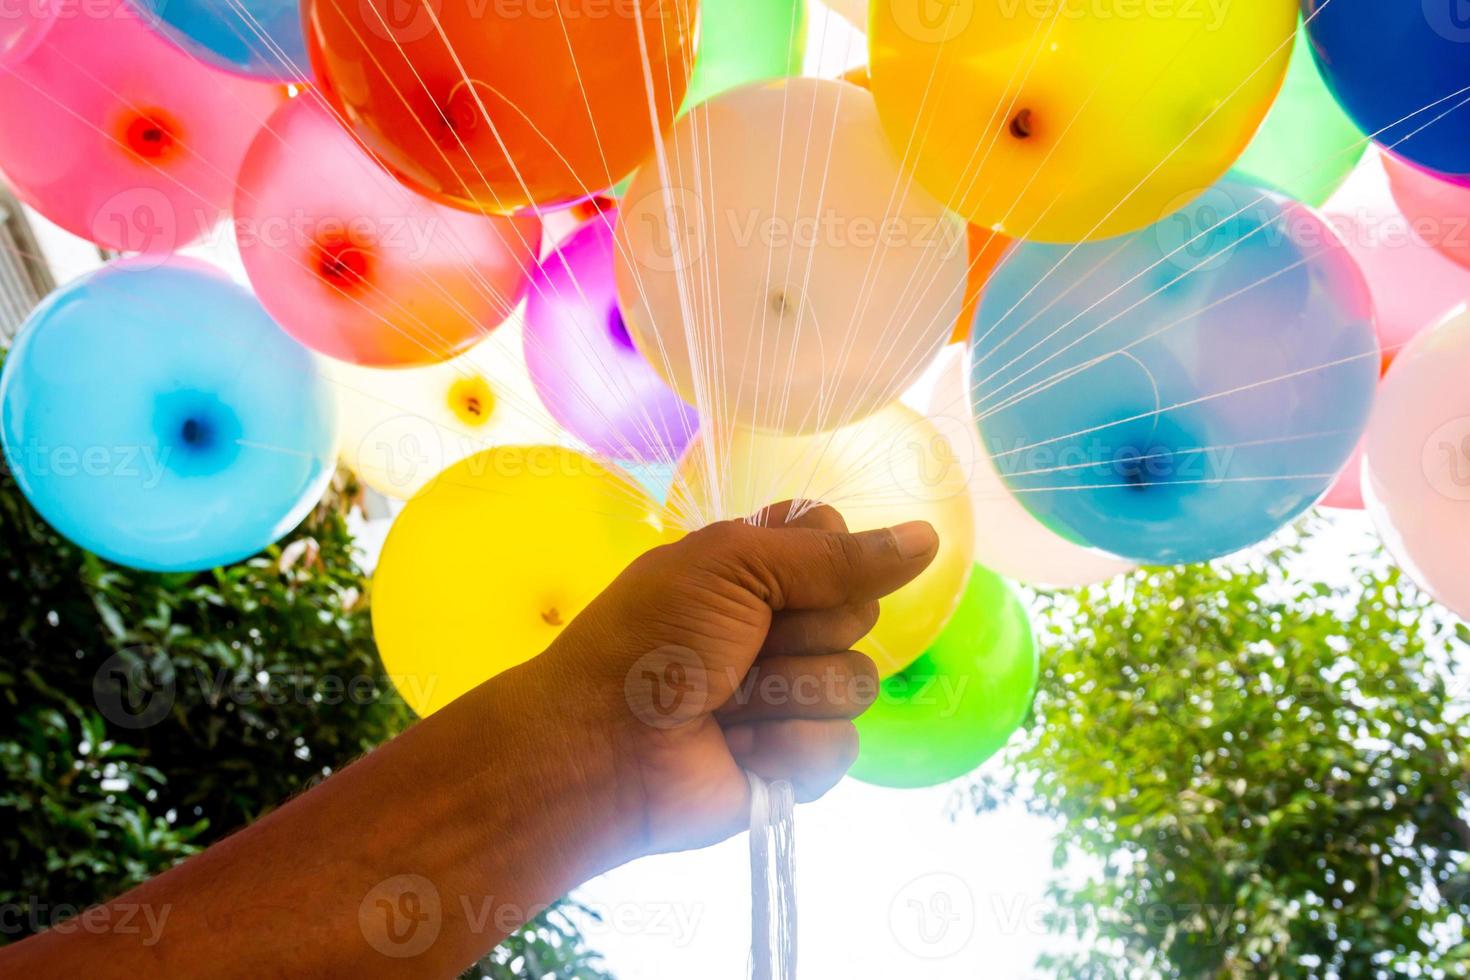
[970,179,1379,565]
[1303,0,1470,179]
[127,0,306,81]
[1,258,337,572]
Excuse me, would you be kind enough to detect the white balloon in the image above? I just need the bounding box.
[329,318,564,500]
[1362,305,1470,619]
[615,77,966,435]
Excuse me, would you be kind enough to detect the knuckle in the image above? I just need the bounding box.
[689,519,748,555]
[823,531,866,577]
[844,652,881,707]
[803,502,848,532]
[852,600,881,636]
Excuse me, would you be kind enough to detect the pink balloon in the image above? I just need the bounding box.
[1318,155,1470,509]
[0,0,285,253]
[1363,306,1470,619]
[234,96,541,367]
[1326,166,1470,363]
[1383,150,1470,271]
[1319,437,1366,510]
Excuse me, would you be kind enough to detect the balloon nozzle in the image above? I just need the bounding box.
[1009,109,1034,140]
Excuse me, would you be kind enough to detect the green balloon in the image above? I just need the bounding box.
[1232,26,1366,207]
[680,0,807,113]
[851,566,1037,789]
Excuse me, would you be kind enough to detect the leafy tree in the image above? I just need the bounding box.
[0,458,612,979]
[964,525,1470,978]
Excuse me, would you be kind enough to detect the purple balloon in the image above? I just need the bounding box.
[525,215,697,462]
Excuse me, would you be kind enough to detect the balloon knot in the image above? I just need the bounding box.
[312,232,372,292]
[122,109,181,162]
[1009,109,1035,140]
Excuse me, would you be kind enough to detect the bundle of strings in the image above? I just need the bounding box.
[746,772,796,980]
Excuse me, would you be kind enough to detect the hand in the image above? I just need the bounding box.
[0,500,938,979]
[535,501,939,855]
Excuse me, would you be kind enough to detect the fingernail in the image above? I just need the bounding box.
[889,521,938,560]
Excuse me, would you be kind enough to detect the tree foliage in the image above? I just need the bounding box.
[0,460,612,979]
[965,525,1470,978]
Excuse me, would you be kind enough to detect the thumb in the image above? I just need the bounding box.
[690,516,939,611]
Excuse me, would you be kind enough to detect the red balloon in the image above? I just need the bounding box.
[303,0,699,213]
[235,97,541,366]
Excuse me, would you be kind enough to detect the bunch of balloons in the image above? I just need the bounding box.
[4,0,1470,792]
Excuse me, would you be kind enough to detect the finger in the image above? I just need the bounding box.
[688,517,940,611]
[724,719,860,803]
[760,601,880,657]
[716,651,879,724]
[750,500,848,534]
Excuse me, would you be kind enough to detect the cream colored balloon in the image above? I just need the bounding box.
[615,77,967,435]
[820,0,868,32]
[329,319,563,499]
[667,403,975,676]
[918,345,1134,588]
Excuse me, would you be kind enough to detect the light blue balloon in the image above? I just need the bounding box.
[1,258,337,572]
[127,0,306,81]
[969,179,1379,565]
[617,459,676,504]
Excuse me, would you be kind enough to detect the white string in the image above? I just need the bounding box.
[747,771,796,980]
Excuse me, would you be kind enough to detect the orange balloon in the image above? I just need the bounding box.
[303,0,698,212]
[951,224,1010,345]
[839,64,871,89]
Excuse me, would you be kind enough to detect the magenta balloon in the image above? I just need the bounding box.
[0,0,285,253]
[235,96,541,367]
[524,215,696,462]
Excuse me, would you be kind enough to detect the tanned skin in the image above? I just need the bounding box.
[2,502,938,979]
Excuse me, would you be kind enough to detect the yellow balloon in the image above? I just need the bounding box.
[329,321,562,500]
[667,404,975,676]
[870,0,1295,243]
[372,446,671,716]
